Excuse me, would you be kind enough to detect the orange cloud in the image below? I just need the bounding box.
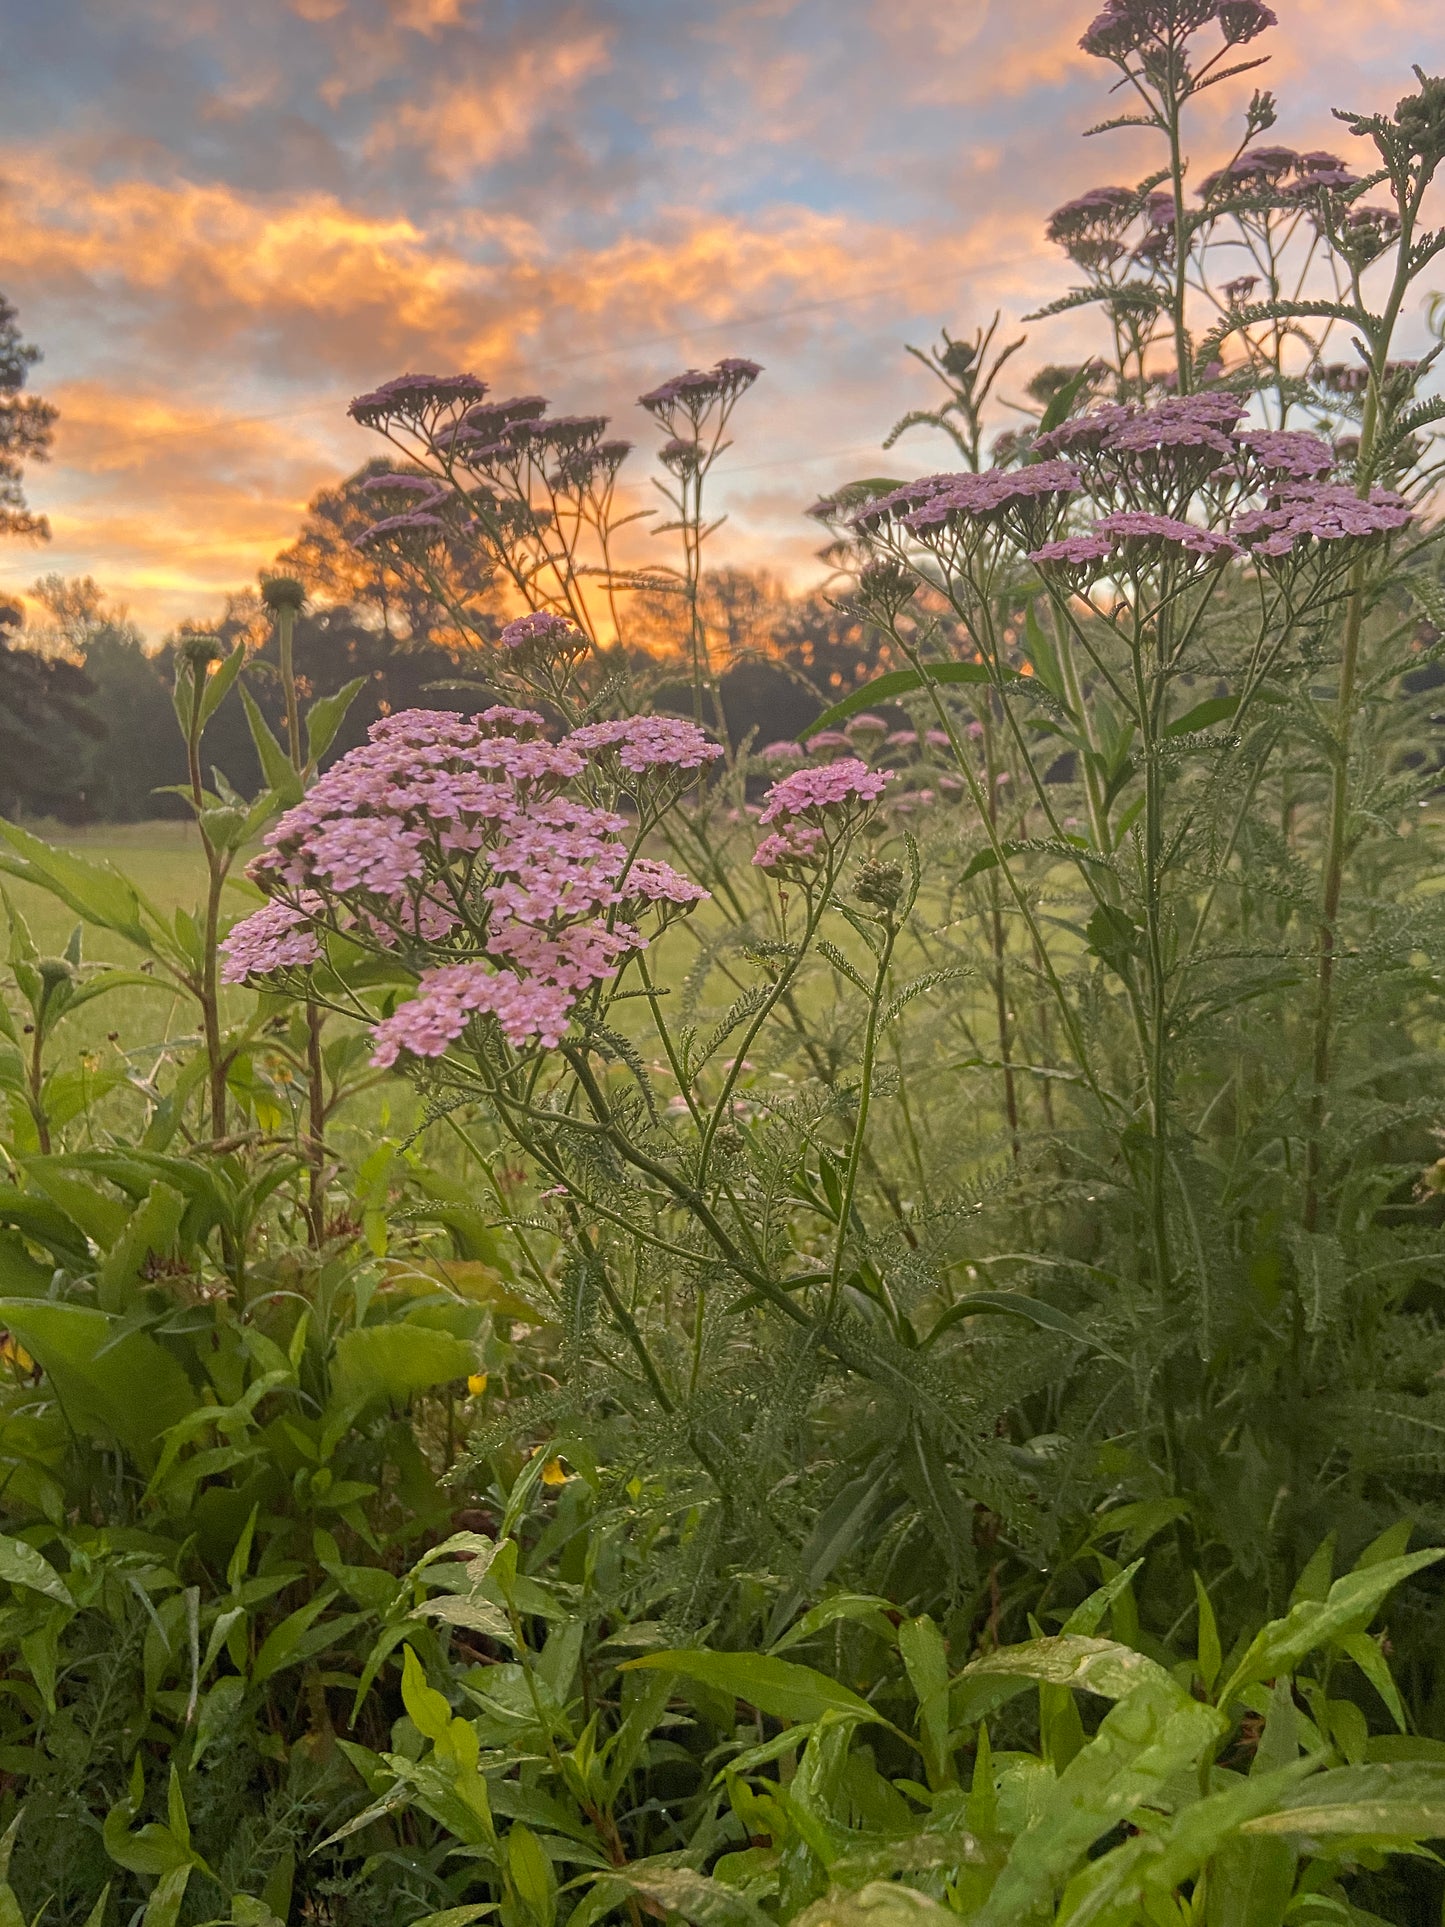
[366,31,614,178]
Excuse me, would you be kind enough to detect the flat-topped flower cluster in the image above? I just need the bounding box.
[752,757,893,877]
[223,707,717,1066]
[850,394,1411,584]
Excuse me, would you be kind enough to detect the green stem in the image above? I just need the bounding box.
[826,915,897,1319]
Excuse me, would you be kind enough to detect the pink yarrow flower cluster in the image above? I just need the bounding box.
[223,707,712,1066]
[1233,483,1412,558]
[221,895,324,982]
[753,758,893,875]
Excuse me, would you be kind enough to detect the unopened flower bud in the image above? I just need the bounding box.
[941,339,977,379]
[260,574,306,613]
[178,632,225,670]
[854,858,905,911]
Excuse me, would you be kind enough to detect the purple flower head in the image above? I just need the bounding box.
[566,715,724,774]
[361,473,448,505]
[1233,482,1411,558]
[532,414,608,451]
[1146,188,1179,229]
[221,896,324,983]
[499,610,587,659]
[886,729,919,751]
[805,730,850,754]
[1095,511,1244,564]
[461,395,549,439]
[1237,429,1335,481]
[1046,186,1137,265]
[618,858,711,908]
[370,962,579,1064]
[847,473,959,530]
[349,373,488,427]
[353,511,448,551]
[900,461,1082,538]
[1081,1,1233,60]
[753,823,825,875]
[478,705,546,736]
[1217,0,1275,40]
[761,738,806,764]
[1029,532,1116,579]
[760,758,892,826]
[1318,361,1371,398]
[714,356,764,390]
[1107,409,1236,466]
[1222,275,1260,306]
[658,436,702,473]
[640,358,761,417]
[1034,406,1134,459]
[844,713,889,745]
[1232,144,1301,181]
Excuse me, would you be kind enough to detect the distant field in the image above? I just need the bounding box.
[3,823,257,1101]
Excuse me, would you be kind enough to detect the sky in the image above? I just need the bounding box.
[0,0,1442,638]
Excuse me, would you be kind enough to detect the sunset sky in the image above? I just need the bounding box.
[1,0,1443,638]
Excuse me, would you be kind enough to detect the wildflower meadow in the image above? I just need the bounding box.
[2,1,1445,1921]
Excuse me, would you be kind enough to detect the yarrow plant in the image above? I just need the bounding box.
[224,706,719,1066]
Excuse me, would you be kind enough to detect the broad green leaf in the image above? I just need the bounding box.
[197,642,246,729]
[24,1162,130,1247]
[0,1228,57,1297]
[899,1615,955,1789]
[251,1592,364,1685]
[0,822,154,949]
[1057,1755,1319,1926]
[332,1323,475,1411]
[409,1910,499,1927]
[610,1866,773,1927]
[624,1649,884,1728]
[924,1290,1099,1349]
[508,1823,557,1927]
[802,663,1031,740]
[0,1299,195,1468]
[953,1634,1181,1730]
[142,1867,192,1927]
[412,1593,513,1641]
[306,676,369,766]
[1164,694,1250,737]
[1194,1572,1222,1695]
[232,1901,287,1927]
[96,1181,187,1313]
[0,1532,71,1606]
[240,685,304,806]
[973,1682,1225,1926]
[770,1593,898,1655]
[1219,1550,1445,1707]
[1241,1762,1445,1839]
[793,1888,956,1927]
[0,1191,89,1265]
[401,1643,455,1746]
[1063,1560,1143,1637]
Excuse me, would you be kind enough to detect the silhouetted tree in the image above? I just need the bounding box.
[0,600,101,821]
[274,459,498,643]
[0,298,56,541]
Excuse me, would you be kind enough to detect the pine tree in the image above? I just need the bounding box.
[0,296,56,541]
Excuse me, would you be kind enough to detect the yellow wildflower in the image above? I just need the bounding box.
[467,1372,488,1397]
[541,1456,569,1487]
